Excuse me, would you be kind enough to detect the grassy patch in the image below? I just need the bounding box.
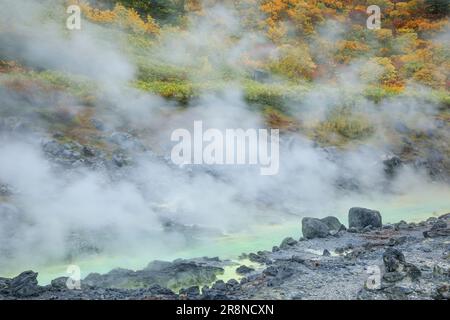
[314,108,375,145]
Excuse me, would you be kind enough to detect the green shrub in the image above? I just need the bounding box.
[316,108,374,143]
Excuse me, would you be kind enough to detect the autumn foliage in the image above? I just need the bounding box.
[66,0,449,90]
[70,1,159,34]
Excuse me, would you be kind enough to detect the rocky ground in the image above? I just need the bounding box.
[1,114,450,301]
[1,208,449,300]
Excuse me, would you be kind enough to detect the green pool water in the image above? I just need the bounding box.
[3,185,450,285]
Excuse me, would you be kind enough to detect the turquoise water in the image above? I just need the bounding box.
[2,185,450,285]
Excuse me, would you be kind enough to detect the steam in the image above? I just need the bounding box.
[0,0,448,275]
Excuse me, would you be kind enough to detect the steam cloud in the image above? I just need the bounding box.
[0,0,448,276]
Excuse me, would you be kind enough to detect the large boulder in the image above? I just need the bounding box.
[382,248,421,283]
[9,271,41,297]
[348,207,382,229]
[423,220,450,238]
[302,218,329,239]
[320,216,346,232]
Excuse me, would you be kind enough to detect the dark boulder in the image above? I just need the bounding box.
[226,279,239,288]
[236,265,254,275]
[320,216,346,232]
[280,237,298,249]
[248,253,267,264]
[383,156,402,177]
[349,207,382,229]
[179,286,200,298]
[302,217,329,239]
[0,277,10,294]
[347,227,358,233]
[432,220,447,230]
[423,220,450,238]
[9,271,41,298]
[382,248,421,284]
[383,248,405,272]
[383,271,405,283]
[438,213,450,220]
[388,236,408,247]
[403,263,421,281]
[212,280,226,291]
[50,277,69,290]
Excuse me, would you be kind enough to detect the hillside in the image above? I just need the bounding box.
[0,0,449,301]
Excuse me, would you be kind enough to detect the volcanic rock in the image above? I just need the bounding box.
[302,217,329,239]
[349,207,382,229]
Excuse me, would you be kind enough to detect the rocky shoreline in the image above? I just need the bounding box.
[1,208,449,300]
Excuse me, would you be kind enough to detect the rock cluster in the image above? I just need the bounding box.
[302,216,346,239]
[348,207,382,230]
[2,210,450,300]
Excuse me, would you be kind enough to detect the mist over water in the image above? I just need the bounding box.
[0,0,449,281]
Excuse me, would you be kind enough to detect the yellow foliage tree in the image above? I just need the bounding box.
[73,1,159,35]
[361,57,397,85]
[269,44,316,80]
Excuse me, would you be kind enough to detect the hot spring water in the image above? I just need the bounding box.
[2,184,449,285]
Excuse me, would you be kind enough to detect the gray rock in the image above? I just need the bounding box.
[248,253,267,264]
[51,277,69,290]
[0,277,10,293]
[435,285,450,300]
[280,237,298,249]
[112,151,131,167]
[423,220,450,238]
[226,279,239,288]
[347,227,358,233]
[394,220,409,230]
[109,132,144,151]
[0,183,13,196]
[84,259,224,290]
[302,217,329,239]
[383,156,402,177]
[404,263,421,281]
[438,213,450,220]
[383,271,405,283]
[179,286,200,298]
[9,271,41,297]
[349,207,382,229]
[320,216,346,232]
[383,248,405,272]
[432,220,447,230]
[212,280,226,291]
[388,236,408,246]
[236,265,255,275]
